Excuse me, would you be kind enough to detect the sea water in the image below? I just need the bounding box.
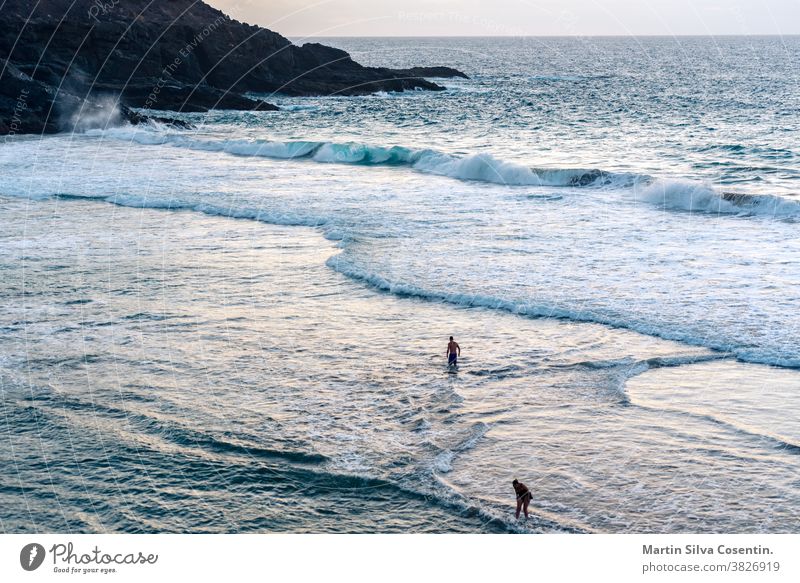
[1,36,798,533]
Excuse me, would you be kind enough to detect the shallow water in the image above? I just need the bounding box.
[1,198,797,533]
[1,36,799,533]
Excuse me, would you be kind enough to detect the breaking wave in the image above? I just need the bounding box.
[86,126,800,217]
[85,127,643,188]
[637,179,800,217]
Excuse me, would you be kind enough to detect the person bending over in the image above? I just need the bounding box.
[513,479,532,519]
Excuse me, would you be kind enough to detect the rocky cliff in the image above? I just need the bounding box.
[0,0,467,135]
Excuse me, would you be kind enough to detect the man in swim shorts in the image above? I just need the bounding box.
[513,479,532,519]
[446,336,460,367]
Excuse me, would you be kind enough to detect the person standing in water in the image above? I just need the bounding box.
[446,336,461,367]
[513,479,532,519]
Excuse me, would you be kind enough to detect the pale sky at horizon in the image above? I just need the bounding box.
[209,0,800,37]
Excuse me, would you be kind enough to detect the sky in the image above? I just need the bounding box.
[210,0,800,37]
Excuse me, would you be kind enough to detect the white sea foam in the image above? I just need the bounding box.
[433,423,490,474]
[637,179,800,217]
[85,126,173,145]
[278,104,320,112]
[325,255,799,368]
[109,195,330,229]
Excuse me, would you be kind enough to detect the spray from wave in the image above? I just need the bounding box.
[62,95,123,133]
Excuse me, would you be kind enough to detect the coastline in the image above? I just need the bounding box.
[3,27,800,538]
[0,0,465,136]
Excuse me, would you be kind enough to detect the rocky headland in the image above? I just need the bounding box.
[0,0,467,135]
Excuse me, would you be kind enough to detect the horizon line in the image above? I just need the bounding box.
[288,33,800,39]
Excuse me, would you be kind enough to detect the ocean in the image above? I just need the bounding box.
[1,36,798,533]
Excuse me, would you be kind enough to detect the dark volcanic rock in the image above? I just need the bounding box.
[120,106,194,130]
[1,0,467,135]
[390,67,469,80]
[0,58,65,135]
[117,84,278,113]
[0,58,193,135]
